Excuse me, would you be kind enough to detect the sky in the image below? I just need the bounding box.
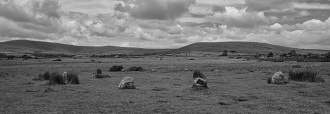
[0,0,330,49]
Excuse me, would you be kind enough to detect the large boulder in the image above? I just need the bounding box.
[268,71,288,84]
[119,77,136,89]
[192,78,208,89]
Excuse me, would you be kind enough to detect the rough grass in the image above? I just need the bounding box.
[193,70,206,79]
[289,69,325,82]
[49,72,66,85]
[66,71,80,84]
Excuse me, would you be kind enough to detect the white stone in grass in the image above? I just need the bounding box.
[119,77,136,89]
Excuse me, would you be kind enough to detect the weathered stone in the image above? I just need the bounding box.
[119,77,136,89]
[269,71,288,84]
[192,78,208,89]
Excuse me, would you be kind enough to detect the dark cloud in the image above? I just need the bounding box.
[212,5,226,12]
[296,0,330,5]
[114,3,131,12]
[245,0,294,12]
[36,0,61,18]
[115,0,196,20]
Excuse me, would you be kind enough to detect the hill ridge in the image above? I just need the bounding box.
[0,40,328,54]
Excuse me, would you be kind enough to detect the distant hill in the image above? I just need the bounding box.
[166,42,329,54]
[0,40,328,55]
[0,40,168,54]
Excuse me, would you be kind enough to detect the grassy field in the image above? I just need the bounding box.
[1,57,330,114]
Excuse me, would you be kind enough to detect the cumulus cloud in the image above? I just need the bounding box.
[0,17,56,40]
[205,7,270,28]
[115,0,196,20]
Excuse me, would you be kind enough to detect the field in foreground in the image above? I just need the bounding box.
[1,57,330,114]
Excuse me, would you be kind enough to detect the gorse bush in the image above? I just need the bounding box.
[127,66,144,71]
[49,72,66,85]
[193,70,206,79]
[289,69,324,82]
[109,65,124,72]
[66,71,80,84]
[33,71,50,80]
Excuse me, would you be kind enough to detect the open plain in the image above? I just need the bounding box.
[1,57,330,114]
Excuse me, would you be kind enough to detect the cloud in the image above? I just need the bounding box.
[0,0,61,25]
[0,17,56,40]
[205,7,270,28]
[245,0,294,12]
[115,0,196,20]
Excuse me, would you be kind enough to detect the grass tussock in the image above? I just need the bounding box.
[66,71,80,84]
[267,77,272,84]
[193,70,206,79]
[49,72,66,85]
[33,71,50,80]
[289,69,325,82]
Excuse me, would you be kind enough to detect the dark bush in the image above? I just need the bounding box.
[193,70,206,79]
[97,68,102,74]
[109,65,124,72]
[49,72,66,85]
[289,69,324,82]
[66,71,80,84]
[53,59,62,61]
[127,66,144,71]
[33,71,50,80]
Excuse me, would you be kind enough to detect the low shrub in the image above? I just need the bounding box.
[109,65,124,72]
[289,69,324,82]
[49,72,66,85]
[127,66,144,71]
[33,71,50,80]
[66,71,80,84]
[193,70,206,79]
